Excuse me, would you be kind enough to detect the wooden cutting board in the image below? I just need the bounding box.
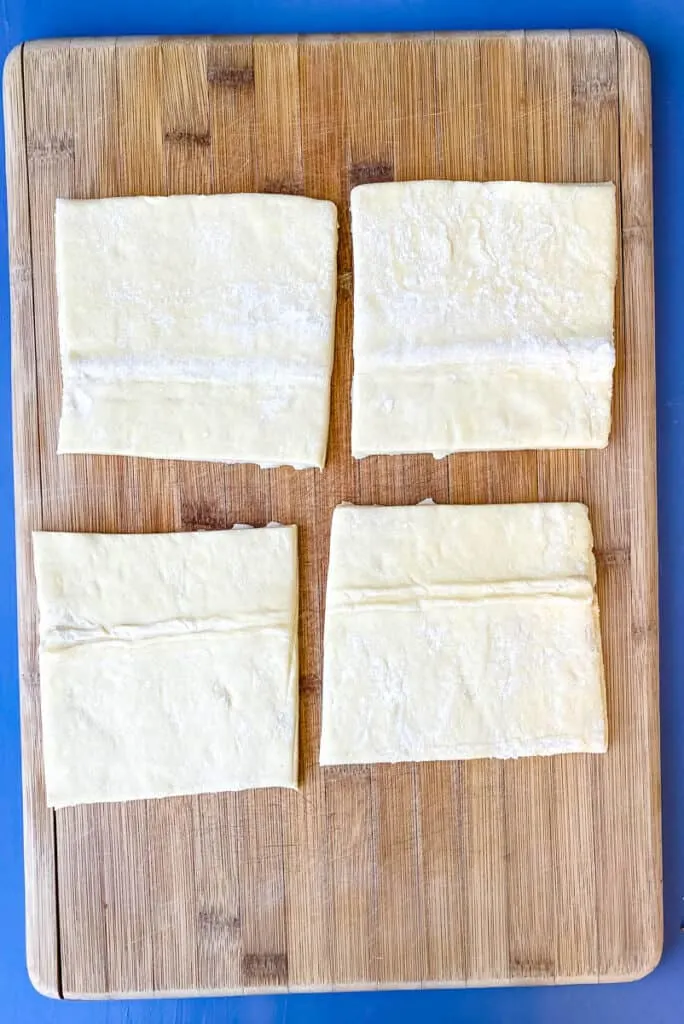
[4,30,660,998]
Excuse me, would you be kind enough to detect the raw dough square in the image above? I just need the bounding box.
[34,527,299,807]
[350,181,617,457]
[320,503,607,765]
[56,194,338,468]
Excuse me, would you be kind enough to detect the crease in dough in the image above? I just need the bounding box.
[40,611,293,652]
[350,180,617,458]
[320,502,607,766]
[34,526,299,808]
[55,193,338,468]
[327,576,594,611]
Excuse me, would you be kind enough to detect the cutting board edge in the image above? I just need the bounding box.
[4,41,62,1001]
[59,954,664,1000]
[8,27,646,53]
[616,25,663,977]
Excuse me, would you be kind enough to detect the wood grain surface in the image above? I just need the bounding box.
[4,30,660,998]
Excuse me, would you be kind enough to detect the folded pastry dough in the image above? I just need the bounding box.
[320,503,607,765]
[56,194,338,468]
[34,527,299,807]
[350,181,617,457]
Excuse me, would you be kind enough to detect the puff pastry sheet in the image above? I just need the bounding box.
[320,503,607,765]
[56,194,338,468]
[350,181,617,457]
[34,527,299,807]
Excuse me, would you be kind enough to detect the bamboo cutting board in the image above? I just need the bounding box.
[5,31,660,998]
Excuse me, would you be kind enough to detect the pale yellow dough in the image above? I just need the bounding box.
[320,503,607,766]
[350,181,617,458]
[56,194,338,468]
[34,527,299,807]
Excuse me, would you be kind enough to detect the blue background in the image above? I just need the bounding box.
[0,1,682,1021]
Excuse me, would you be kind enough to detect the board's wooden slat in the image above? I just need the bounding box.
[343,36,426,989]
[278,36,346,993]
[616,31,662,979]
[151,37,215,998]
[20,40,112,1000]
[391,33,465,988]
[69,43,157,1001]
[477,33,557,985]
[436,33,509,985]
[172,38,246,996]
[2,43,59,999]
[300,37,377,990]
[234,36,305,995]
[112,37,171,1000]
[4,31,660,998]
[569,31,645,983]
[525,30,599,984]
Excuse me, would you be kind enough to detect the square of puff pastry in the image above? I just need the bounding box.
[350,181,617,458]
[34,527,299,807]
[56,194,338,468]
[320,503,607,766]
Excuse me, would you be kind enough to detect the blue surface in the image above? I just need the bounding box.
[0,1,682,1021]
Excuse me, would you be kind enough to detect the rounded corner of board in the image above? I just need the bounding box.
[2,43,23,96]
[25,959,62,1001]
[617,32,652,73]
[625,935,664,984]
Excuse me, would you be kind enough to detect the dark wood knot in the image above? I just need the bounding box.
[180,500,227,532]
[208,65,254,88]
[164,129,211,148]
[262,180,304,196]
[348,159,394,188]
[241,952,288,986]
